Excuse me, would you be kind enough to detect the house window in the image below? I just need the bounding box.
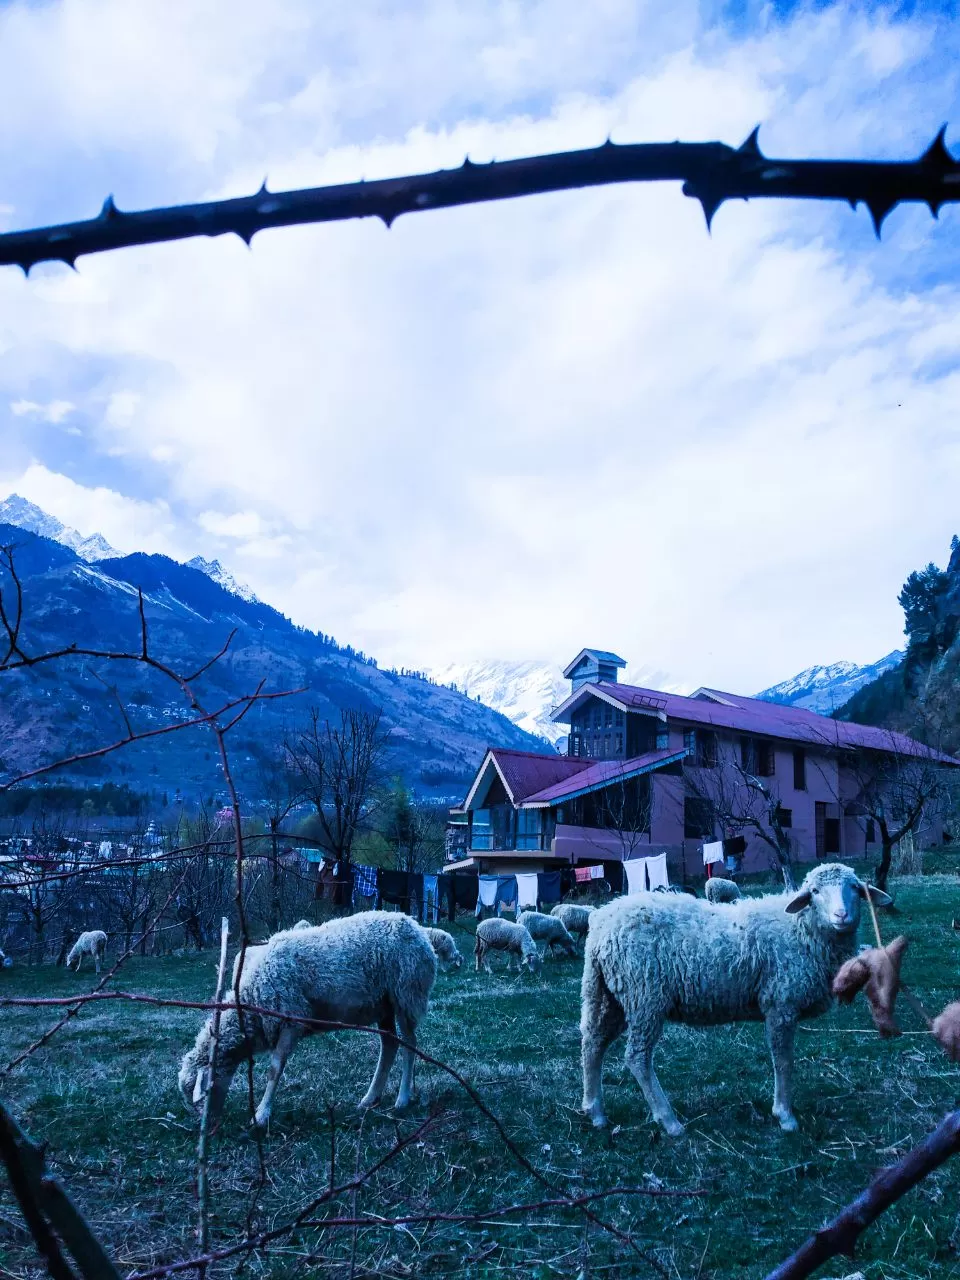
[684,796,714,839]
[740,736,756,772]
[683,729,696,758]
[824,817,841,855]
[569,734,583,758]
[695,730,718,768]
[793,748,806,791]
[656,728,670,751]
[604,707,613,728]
[594,707,603,730]
[615,733,623,754]
[776,805,793,829]
[757,742,776,777]
[615,710,623,726]
[603,733,611,757]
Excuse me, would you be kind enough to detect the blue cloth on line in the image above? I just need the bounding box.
[352,864,378,898]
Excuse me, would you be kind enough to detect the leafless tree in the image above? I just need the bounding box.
[580,772,655,862]
[257,746,304,932]
[286,707,389,873]
[685,747,797,889]
[383,785,446,874]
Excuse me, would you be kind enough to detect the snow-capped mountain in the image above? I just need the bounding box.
[755,651,904,714]
[0,494,118,561]
[430,658,685,747]
[186,556,259,604]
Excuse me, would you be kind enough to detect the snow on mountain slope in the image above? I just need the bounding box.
[756,651,904,714]
[186,556,259,604]
[0,494,118,561]
[430,659,685,746]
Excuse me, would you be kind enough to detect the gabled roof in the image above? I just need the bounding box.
[461,747,590,809]
[573,680,957,763]
[552,682,667,723]
[562,648,628,678]
[521,748,687,807]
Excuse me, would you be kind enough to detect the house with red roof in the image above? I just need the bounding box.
[448,648,957,882]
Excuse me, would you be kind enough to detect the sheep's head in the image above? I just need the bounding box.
[785,863,892,935]
[521,948,542,975]
[450,951,464,970]
[177,1022,242,1121]
[178,1046,204,1113]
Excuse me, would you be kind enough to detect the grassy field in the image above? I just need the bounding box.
[2,874,960,1279]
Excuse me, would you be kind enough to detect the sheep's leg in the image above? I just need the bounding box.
[359,1015,399,1110]
[766,1016,798,1132]
[580,964,625,1128]
[253,1025,298,1128]
[624,1024,683,1137]
[394,1013,418,1109]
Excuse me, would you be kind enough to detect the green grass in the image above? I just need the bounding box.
[2,878,960,1278]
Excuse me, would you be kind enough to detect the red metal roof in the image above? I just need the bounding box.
[597,683,958,763]
[487,747,591,802]
[522,748,686,805]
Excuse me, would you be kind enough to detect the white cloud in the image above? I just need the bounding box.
[0,2,957,693]
[198,509,266,538]
[10,398,75,423]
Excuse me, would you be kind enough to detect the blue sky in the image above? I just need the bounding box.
[1,0,960,693]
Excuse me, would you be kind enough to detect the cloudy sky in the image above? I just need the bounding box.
[1,0,959,694]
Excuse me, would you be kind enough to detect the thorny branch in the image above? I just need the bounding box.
[0,128,958,273]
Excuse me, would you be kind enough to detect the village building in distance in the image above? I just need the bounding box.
[447,648,958,883]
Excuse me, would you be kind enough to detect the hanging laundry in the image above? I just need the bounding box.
[575,864,604,883]
[352,864,378,899]
[536,871,562,906]
[380,869,412,908]
[477,876,499,915]
[624,858,648,896]
[723,836,747,858]
[422,874,439,924]
[645,852,669,891]
[702,841,724,866]
[495,875,518,915]
[515,873,540,911]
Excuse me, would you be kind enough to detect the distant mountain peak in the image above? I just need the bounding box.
[185,555,259,604]
[0,493,119,562]
[756,651,904,714]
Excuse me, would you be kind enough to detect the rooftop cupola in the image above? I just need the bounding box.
[562,648,627,692]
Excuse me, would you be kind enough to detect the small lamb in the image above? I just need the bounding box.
[180,912,436,1127]
[66,930,107,974]
[704,878,741,904]
[424,927,463,970]
[474,918,541,974]
[581,863,890,1135]
[550,903,594,946]
[517,910,577,957]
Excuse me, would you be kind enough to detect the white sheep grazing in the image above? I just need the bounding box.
[424,927,463,970]
[66,930,107,974]
[474,918,541,974]
[550,903,594,946]
[179,912,436,1127]
[580,863,891,1135]
[517,910,577,957]
[704,877,742,904]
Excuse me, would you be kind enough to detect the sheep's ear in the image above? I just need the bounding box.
[784,890,812,915]
[858,883,893,908]
[192,1068,208,1105]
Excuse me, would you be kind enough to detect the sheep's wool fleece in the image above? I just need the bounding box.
[586,867,860,1026]
[517,911,573,944]
[477,918,537,956]
[551,904,594,935]
[425,928,459,962]
[204,913,437,1062]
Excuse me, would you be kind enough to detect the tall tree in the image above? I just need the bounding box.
[286,707,388,873]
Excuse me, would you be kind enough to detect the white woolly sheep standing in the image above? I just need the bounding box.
[179,912,436,1127]
[517,910,577,958]
[474,918,541,974]
[580,863,891,1135]
[66,930,107,974]
[550,903,594,946]
[424,927,463,970]
[704,878,742,904]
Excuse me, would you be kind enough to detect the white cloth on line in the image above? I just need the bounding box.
[644,852,669,891]
[477,877,498,908]
[702,841,724,866]
[624,858,648,896]
[515,872,540,911]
